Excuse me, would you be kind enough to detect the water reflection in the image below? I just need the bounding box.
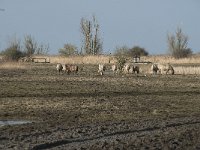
[0,120,31,126]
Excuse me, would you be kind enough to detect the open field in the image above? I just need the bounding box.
[0,62,200,149]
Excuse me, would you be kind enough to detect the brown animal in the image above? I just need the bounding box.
[151,63,160,75]
[63,64,78,74]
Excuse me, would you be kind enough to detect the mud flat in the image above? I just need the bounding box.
[0,64,200,149]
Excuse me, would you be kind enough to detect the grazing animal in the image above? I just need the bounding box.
[56,63,63,74]
[151,63,174,75]
[111,64,120,74]
[18,57,24,62]
[151,64,160,75]
[123,64,139,74]
[18,56,33,62]
[129,65,140,74]
[63,64,78,74]
[158,63,174,75]
[123,63,131,74]
[111,64,117,72]
[98,64,106,75]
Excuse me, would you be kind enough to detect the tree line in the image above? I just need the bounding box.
[0,15,192,61]
[0,35,49,61]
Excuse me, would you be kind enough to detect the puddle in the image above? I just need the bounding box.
[0,120,31,127]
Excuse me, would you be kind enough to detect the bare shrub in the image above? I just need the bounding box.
[1,37,24,61]
[59,44,78,56]
[167,27,192,59]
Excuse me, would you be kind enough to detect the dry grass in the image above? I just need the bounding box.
[0,62,29,70]
[40,54,200,65]
[48,55,115,65]
[1,54,200,65]
[174,66,200,75]
[141,55,200,64]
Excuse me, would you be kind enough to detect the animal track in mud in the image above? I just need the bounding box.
[32,119,200,149]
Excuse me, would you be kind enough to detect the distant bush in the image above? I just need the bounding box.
[1,35,50,61]
[0,40,24,61]
[114,45,148,57]
[115,55,127,72]
[59,43,78,56]
[128,46,148,57]
[1,47,24,61]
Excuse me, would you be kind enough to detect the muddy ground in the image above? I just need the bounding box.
[0,63,200,150]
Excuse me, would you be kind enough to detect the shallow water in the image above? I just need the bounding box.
[0,120,31,126]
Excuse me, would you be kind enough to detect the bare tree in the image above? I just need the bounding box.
[167,27,192,58]
[80,15,103,55]
[24,35,49,55]
[35,43,49,55]
[24,35,37,56]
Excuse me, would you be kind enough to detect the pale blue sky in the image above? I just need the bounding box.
[0,0,200,55]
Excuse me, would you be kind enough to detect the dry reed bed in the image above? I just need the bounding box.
[47,55,200,65]
[0,62,29,70]
[174,66,200,75]
[1,54,200,65]
[142,55,200,64]
[49,55,115,64]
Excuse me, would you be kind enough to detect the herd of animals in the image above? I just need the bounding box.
[56,62,175,76]
[17,56,174,76]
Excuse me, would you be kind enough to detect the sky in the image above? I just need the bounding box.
[0,0,200,55]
